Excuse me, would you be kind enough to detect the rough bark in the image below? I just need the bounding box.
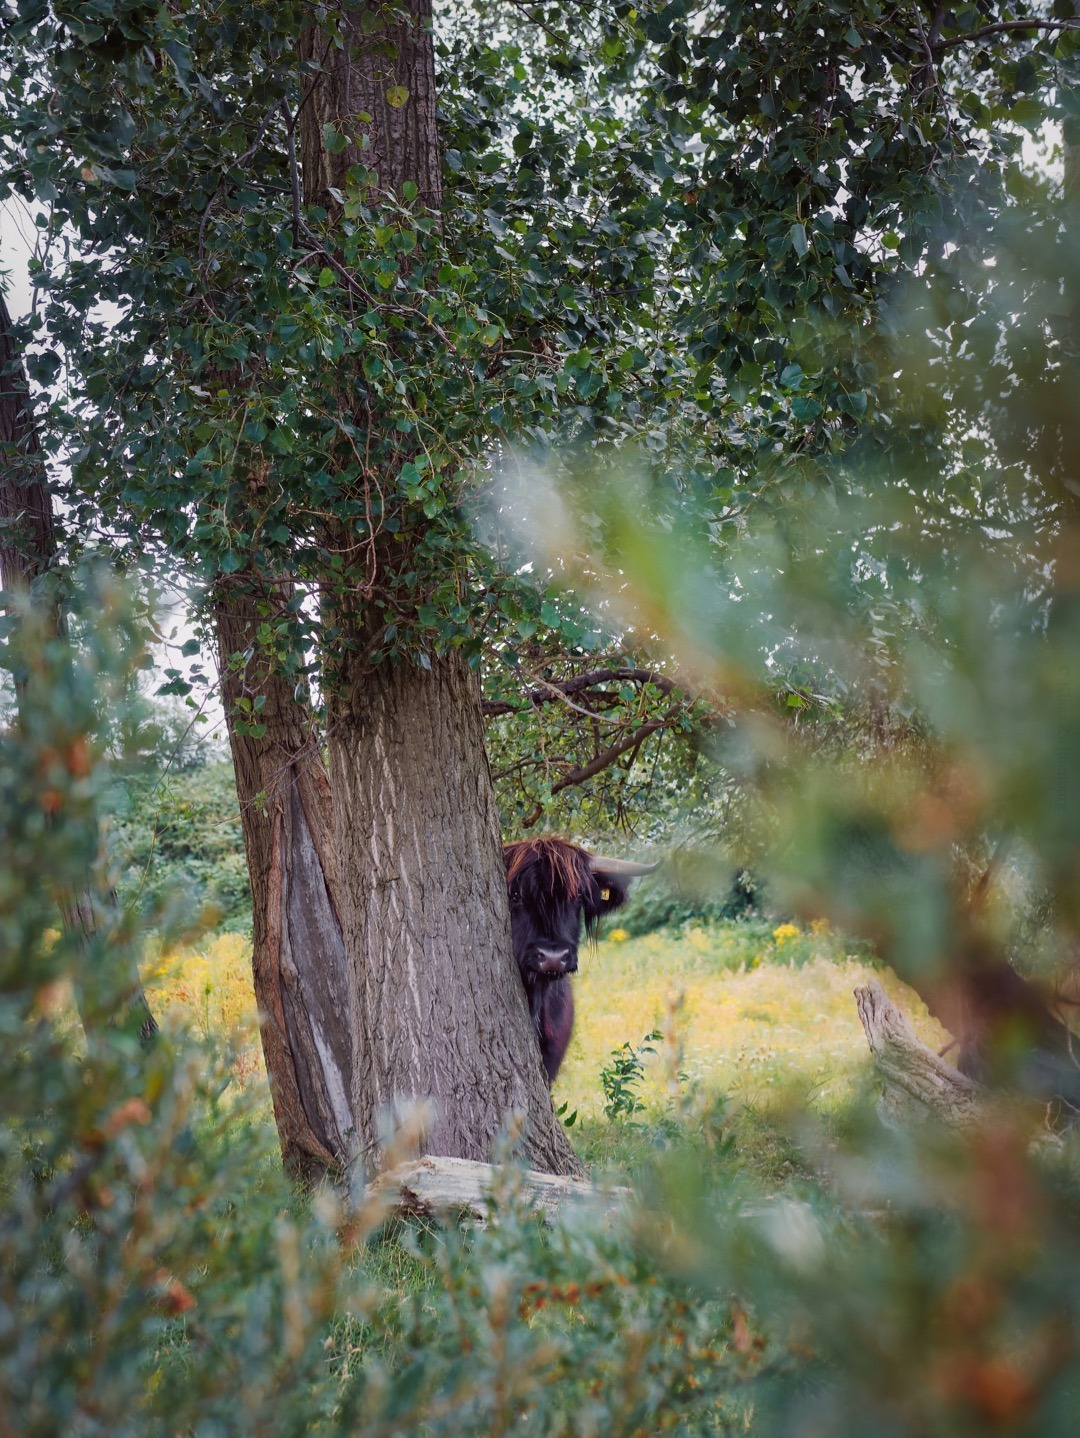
[296,0,582,1176]
[855,980,980,1127]
[216,581,356,1184]
[1,285,156,1044]
[298,0,442,210]
[328,650,583,1172]
[0,291,57,588]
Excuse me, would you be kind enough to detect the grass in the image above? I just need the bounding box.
[141,919,949,1183]
[558,918,948,1122]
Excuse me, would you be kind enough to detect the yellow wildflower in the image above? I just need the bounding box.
[608,928,629,943]
[772,923,800,945]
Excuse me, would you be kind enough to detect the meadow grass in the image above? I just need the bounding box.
[141,920,949,1177]
[559,919,948,1120]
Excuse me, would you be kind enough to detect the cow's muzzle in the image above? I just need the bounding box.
[535,947,576,978]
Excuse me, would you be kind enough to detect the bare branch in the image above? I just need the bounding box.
[482,666,688,718]
[549,716,671,796]
[931,17,1080,53]
[503,0,567,45]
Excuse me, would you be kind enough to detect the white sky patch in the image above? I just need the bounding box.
[2,195,225,740]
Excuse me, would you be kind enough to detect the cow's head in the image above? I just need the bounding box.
[503,837,656,981]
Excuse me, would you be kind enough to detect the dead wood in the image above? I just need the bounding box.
[368,1155,626,1224]
[855,980,980,1127]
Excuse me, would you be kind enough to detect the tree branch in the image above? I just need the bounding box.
[855,980,980,1126]
[482,667,685,718]
[931,17,1080,53]
[282,101,302,250]
[549,716,671,796]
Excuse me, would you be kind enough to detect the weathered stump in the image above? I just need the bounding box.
[855,980,980,1126]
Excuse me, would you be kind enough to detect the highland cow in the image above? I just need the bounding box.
[503,837,656,1082]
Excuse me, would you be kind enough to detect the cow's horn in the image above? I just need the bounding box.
[586,853,660,877]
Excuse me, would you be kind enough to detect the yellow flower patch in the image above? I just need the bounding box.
[558,933,949,1120]
[144,932,264,1087]
[138,923,949,1129]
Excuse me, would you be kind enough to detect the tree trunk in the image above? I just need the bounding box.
[328,650,582,1172]
[1,285,156,1044]
[0,292,57,588]
[298,0,442,210]
[216,580,357,1184]
[296,0,582,1176]
[855,980,980,1127]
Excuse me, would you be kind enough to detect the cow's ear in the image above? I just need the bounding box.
[589,872,631,920]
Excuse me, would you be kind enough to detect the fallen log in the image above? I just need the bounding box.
[855,980,980,1127]
[367,1154,627,1224]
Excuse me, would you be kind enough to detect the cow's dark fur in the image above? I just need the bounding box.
[504,837,630,1083]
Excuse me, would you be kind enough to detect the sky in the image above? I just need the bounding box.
[1,193,39,319]
[2,193,228,747]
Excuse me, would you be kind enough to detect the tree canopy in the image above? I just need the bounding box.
[3,1,1078,726]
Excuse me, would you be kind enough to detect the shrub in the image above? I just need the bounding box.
[110,759,252,932]
[618,865,766,937]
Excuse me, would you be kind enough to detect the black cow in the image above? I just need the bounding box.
[504,837,657,1083]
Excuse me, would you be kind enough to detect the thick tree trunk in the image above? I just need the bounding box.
[296,0,582,1175]
[216,581,357,1184]
[1,285,156,1044]
[0,292,57,586]
[298,0,442,209]
[328,650,582,1172]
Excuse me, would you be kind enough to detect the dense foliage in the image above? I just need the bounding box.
[110,755,252,931]
[6,0,1077,823]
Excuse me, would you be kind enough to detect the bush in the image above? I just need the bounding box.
[110,759,252,932]
[618,864,766,937]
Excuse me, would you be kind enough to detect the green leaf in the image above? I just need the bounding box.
[789,223,808,259]
[839,390,868,417]
[1009,97,1044,126]
[791,396,824,422]
[385,85,409,109]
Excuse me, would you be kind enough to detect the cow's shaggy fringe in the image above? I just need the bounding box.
[504,836,593,903]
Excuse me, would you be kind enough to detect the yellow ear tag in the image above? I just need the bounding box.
[600,888,611,902]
